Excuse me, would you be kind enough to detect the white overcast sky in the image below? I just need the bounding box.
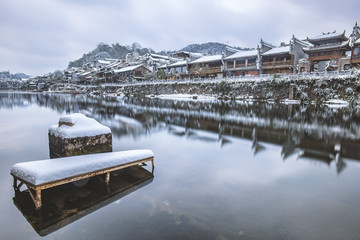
[0,0,359,76]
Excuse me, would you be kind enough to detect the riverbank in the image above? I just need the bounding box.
[45,71,360,104]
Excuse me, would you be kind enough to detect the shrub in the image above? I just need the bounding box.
[216,80,231,96]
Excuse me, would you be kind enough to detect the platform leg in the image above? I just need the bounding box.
[13,177,17,190]
[105,172,110,186]
[13,177,24,192]
[151,160,155,174]
[35,189,42,210]
[27,186,42,210]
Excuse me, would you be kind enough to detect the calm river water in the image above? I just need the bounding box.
[1,92,360,240]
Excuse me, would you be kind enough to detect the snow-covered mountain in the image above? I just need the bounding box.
[67,42,251,68]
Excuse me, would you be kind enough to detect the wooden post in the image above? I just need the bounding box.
[35,189,42,210]
[151,160,155,174]
[105,172,110,186]
[13,177,17,189]
[27,186,42,210]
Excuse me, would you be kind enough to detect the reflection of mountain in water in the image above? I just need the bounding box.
[13,166,154,236]
[2,92,360,171]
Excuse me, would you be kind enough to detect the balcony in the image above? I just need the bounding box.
[309,53,343,61]
[227,63,245,69]
[351,55,360,62]
[199,66,222,74]
[262,60,292,68]
[227,62,256,69]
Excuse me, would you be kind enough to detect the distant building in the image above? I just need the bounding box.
[171,51,203,60]
[113,64,150,82]
[0,81,8,89]
[164,60,189,80]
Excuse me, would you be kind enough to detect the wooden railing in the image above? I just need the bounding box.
[309,54,342,61]
[351,55,360,62]
[200,66,222,74]
[262,60,292,67]
[227,62,256,69]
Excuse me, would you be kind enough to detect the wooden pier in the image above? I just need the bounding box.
[11,150,154,209]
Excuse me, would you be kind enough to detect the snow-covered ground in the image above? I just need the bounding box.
[324,99,350,108]
[147,94,217,101]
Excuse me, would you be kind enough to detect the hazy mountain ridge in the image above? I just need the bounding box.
[0,71,30,80]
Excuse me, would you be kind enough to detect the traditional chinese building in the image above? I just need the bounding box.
[188,55,224,78]
[260,36,308,74]
[165,60,188,80]
[303,31,351,72]
[351,40,360,68]
[350,22,360,68]
[224,47,259,76]
[113,64,150,82]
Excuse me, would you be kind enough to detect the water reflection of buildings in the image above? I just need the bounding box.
[13,166,153,236]
[2,92,360,174]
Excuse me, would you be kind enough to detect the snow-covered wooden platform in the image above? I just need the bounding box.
[11,149,154,209]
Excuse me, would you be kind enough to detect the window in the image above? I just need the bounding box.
[354,47,360,55]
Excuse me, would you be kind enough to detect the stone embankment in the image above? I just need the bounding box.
[50,72,360,104]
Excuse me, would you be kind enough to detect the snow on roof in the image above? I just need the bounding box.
[174,51,204,58]
[98,60,111,65]
[225,46,239,53]
[150,53,169,60]
[109,62,121,68]
[49,113,111,139]
[79,71,92,76]
[355,38,360,44]
[224,50,258,60]
[168,60,187,67]
[105,58,119,62]
[261,39,277,48]
[262,46,290,56]
[189,55,223,64]
[113,64,144,73]
[292,36,311,47]
[304,41,349,52]
[307,31,347,42]
[157,64,167,69]
[11,149,154,185]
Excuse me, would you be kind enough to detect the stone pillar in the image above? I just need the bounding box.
[288,84,295,100]
[48,113,112,158]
